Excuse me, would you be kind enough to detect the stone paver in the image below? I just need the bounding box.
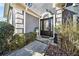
[8,48,33,56]
[8,41,48,56]
[25,41,48,53]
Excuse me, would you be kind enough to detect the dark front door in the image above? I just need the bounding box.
[40,17,53,37]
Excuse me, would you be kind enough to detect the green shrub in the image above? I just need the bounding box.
[0,22,37,54]
[14,34,26,48]
[7,39,17,51]
[8,32,37,51]
[25,32,37,44]
[25,33,31,44]
[0,21,14,52]
[31,32,37,39]
[9,34,26,50]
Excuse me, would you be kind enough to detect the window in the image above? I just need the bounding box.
[44,20,49,31]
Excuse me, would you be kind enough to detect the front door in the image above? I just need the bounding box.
[40,17,53,37]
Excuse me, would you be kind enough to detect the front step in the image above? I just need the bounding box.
[36,37,50,44]
[41,35,50,38]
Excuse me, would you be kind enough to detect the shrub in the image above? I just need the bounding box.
[13,34,26,48]
[7,39,17,51]
[8,34,26,51]
[56,21,79,55]
[8,32,37,51]
[25,32,37,44]
[0,21,14,52]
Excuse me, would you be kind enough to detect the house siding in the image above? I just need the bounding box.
[14,8,24,33]
[25,13,39,33]
[4,3,79,34]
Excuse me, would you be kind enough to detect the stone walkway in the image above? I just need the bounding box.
[37,38,49,44]
[8,41,48,56]
[36,36,54,45]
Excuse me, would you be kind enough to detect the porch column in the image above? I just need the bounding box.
[53,14,56,37]
[55,7,63,26]
[13,8,17,34]
[55,7,63,44]
[39,18,40,37]
[73,15,77,31]
[24,12,26,33]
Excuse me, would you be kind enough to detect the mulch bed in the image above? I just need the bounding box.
[44,44,68,56]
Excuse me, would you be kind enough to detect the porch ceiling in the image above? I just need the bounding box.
[27,3,56,16]
[4,3,41,18]
[14,3,41,18]
[26,7,41,18]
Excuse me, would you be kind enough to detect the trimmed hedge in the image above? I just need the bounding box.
[7,34,26,51]
[0,22,14,52]
[25,32,37,44]
[0,22,37,55]
[7,32,37,51]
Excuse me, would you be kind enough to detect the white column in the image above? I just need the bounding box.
[9,10,12,25]
[53,14,56,29]
[24,12,26,33]
[13,8,17,34]
[53,14,56,37]
[39,18,40,37]
[55,7,62,26]
[73,15,77,30]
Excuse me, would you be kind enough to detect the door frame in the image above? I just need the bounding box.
[40,17,53,37]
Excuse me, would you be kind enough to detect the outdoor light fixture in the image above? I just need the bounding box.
[46,9,53,15]
[27,3,32,7]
